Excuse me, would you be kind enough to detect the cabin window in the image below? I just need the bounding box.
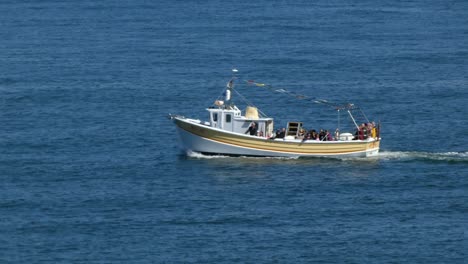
[226,114,231,123]
[213,113,218,122]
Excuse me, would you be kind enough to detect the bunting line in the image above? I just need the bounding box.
[243,79,358,111]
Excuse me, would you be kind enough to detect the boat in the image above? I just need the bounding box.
[169,69,381,158]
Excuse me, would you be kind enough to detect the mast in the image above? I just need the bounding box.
[225,68,238,108]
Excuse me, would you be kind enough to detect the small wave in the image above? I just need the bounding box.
[377,151,468,163]
[186,150,230,159]
[186,150,468,163]
[185,150,299,160]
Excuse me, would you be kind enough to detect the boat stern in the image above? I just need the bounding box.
[365,138,381,157]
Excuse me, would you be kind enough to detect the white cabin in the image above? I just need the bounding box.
[206,104,274,137]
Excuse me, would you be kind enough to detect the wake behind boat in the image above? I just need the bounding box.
[170,70,381,158]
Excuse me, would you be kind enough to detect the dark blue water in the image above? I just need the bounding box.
[1,0,467,263]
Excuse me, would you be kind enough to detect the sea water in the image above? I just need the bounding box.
[1,0,467,263]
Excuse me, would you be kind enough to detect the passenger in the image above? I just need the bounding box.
[274,129,280,137]
[334,128,340,140]
[258,131,264,137]
[319,129,326,141]
[304,129,313,141]
[325,130,333,141]
[375,122,380,138]
[276,128,286,139]
[362,123,368,139]
[354,123,365,140]
[245,122,258,136]
[370,122,377,138]
[309,129,319,140]
[297,128,305,139]
[321,130,332,141]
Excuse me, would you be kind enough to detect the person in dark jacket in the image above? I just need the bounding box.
[245,122,258,136]
[275,128,286,138]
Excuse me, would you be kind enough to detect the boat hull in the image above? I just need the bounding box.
[173,117,380,158]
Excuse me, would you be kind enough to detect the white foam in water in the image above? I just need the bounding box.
[186,150,230,159]
[377,151,468,162]
[186,150,467,162]
[185,150,299,160]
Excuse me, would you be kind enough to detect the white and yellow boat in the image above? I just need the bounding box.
[170,70,381,158]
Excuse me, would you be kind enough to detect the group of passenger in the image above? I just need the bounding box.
[302,129,334,141]
[275,128,286,138]
[245,121,379,141]
[273,127,335,141]
[354,122,378,140]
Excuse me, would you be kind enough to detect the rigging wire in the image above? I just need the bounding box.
[231,87,269,118]
[241,79,358,111]
[211,72,372,132]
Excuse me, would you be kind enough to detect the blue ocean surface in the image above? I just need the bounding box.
[1,0,467,263]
